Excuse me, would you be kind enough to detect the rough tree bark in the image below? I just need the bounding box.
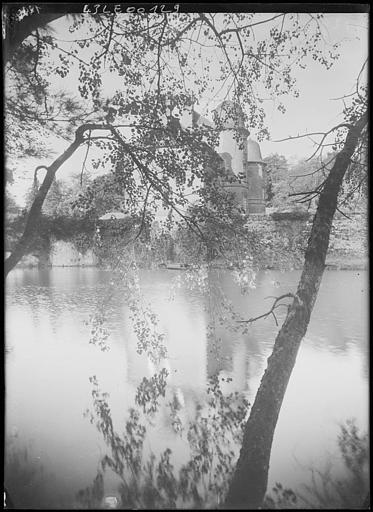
[225,111,367,509]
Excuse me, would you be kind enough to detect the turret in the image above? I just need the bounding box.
[246,138,266,214]
[214,100,249,177]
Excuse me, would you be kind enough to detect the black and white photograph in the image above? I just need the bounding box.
[3,3,369,509]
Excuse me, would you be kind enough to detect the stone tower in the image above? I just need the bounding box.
[246,138,266,214]
[213,100,266,214]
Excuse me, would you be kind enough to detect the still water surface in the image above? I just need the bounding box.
[5,268,368,508]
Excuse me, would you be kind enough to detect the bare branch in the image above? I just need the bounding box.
[335,207,352,220]
[330,91,356,101]
[356,58,368,93]
[218,14,285,36]
[273,123,351,144]
[80,130,92,185]
[273,123,352,161]
[198,13,240,86]
[238,293,295,324]
[289,155,337,179]
[94,14,116,64]
[155,16,167,110]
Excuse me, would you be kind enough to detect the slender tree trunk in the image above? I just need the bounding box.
[4,138,81,277]
[225,112,367,509]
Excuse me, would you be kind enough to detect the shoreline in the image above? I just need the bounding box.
[13,257,368,272]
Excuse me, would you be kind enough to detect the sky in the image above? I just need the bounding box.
[6,11,369,205]
[260,13,368,161]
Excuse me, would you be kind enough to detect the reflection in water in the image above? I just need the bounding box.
[5,268,368,508]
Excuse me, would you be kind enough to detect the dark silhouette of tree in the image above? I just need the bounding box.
[225,91,367,509]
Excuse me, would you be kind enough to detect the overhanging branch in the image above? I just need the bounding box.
[238,293,295,326]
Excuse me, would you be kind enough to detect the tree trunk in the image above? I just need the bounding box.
[4,7,90,276]
[4,138,81,276]
[225,112,367,509]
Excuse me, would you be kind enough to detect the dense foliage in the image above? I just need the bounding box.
[5,10,344,270]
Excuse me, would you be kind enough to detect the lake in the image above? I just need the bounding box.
[5,267,369,508]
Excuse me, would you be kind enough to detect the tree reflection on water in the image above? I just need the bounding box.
[5,262,368,509]
[5,439,70,509]
[78,370,249,509]
[76,262,250,508]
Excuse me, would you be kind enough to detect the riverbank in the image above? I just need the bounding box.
[6,210,367,272]
[9,252,368,271]
[325,257,368,271]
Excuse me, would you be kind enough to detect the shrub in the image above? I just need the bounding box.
[271,210,311,221]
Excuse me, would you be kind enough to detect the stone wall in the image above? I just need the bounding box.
[245,211,367,270]
[49,239,98,267]
[15,239,98,268]
[245,214,311,269]
[10,212,367,270]
[328,212,368,267]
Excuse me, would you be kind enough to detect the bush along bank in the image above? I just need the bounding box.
[6,215,97,268]
[244,211,367,271]
[5,211,367,271]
